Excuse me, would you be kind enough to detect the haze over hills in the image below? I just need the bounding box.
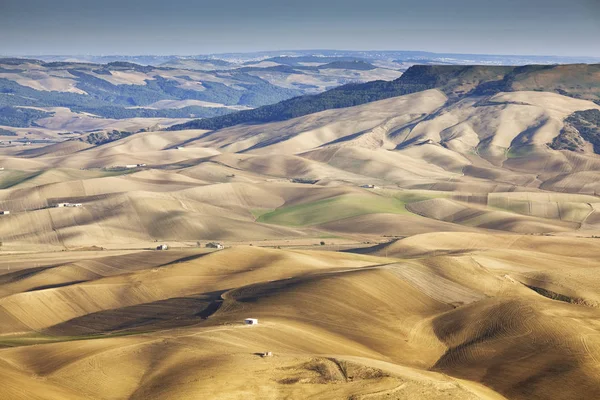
[15,49,600,66]
[0,54,403,143]
[1,57,600,399]
[2,50,600,146]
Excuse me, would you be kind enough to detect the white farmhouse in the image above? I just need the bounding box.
[54,203,83,208]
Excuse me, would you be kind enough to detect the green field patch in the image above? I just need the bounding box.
[97,168,140,177]
[506,145,535,159]
[251,208,275,220]
[257,194,409,227]
[392,190,449,203]
[0,170,43,189]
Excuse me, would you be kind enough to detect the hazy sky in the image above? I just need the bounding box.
[1,0,599,56]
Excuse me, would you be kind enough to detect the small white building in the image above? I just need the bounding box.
[244,318,258,325]
[0,211,9,215]
[121,163,147,169]
[206,242,224,249]
[156,244,168,250]
[54,203,82,208]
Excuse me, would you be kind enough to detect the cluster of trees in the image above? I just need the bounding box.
[566,109,600,154]
[550,109,600,154]
[237,60,376,74]
[317,60,376,71]
[105,62,154,73]
[550,125,587,152]
[259,56,369,66]
[73,105,231,120]
[0,128,17,136]
[68,70,169,106]
[0,106,52,127]
[83,130,134,145]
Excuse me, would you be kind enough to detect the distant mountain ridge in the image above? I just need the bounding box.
[12,50,600,66]
[169,64,600,132]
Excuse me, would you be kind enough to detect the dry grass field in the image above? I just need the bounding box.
[1,83,600,399]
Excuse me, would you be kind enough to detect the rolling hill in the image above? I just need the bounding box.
[1,62,600,399]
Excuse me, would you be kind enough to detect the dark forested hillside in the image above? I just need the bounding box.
[168,74,433,131]
[170,64,600,132]
[555,109,600,154]
[0,106,53,127]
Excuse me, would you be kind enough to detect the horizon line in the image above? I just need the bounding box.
[1,49,600,60]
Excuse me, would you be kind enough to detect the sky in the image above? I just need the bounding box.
[1,0,599,57]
